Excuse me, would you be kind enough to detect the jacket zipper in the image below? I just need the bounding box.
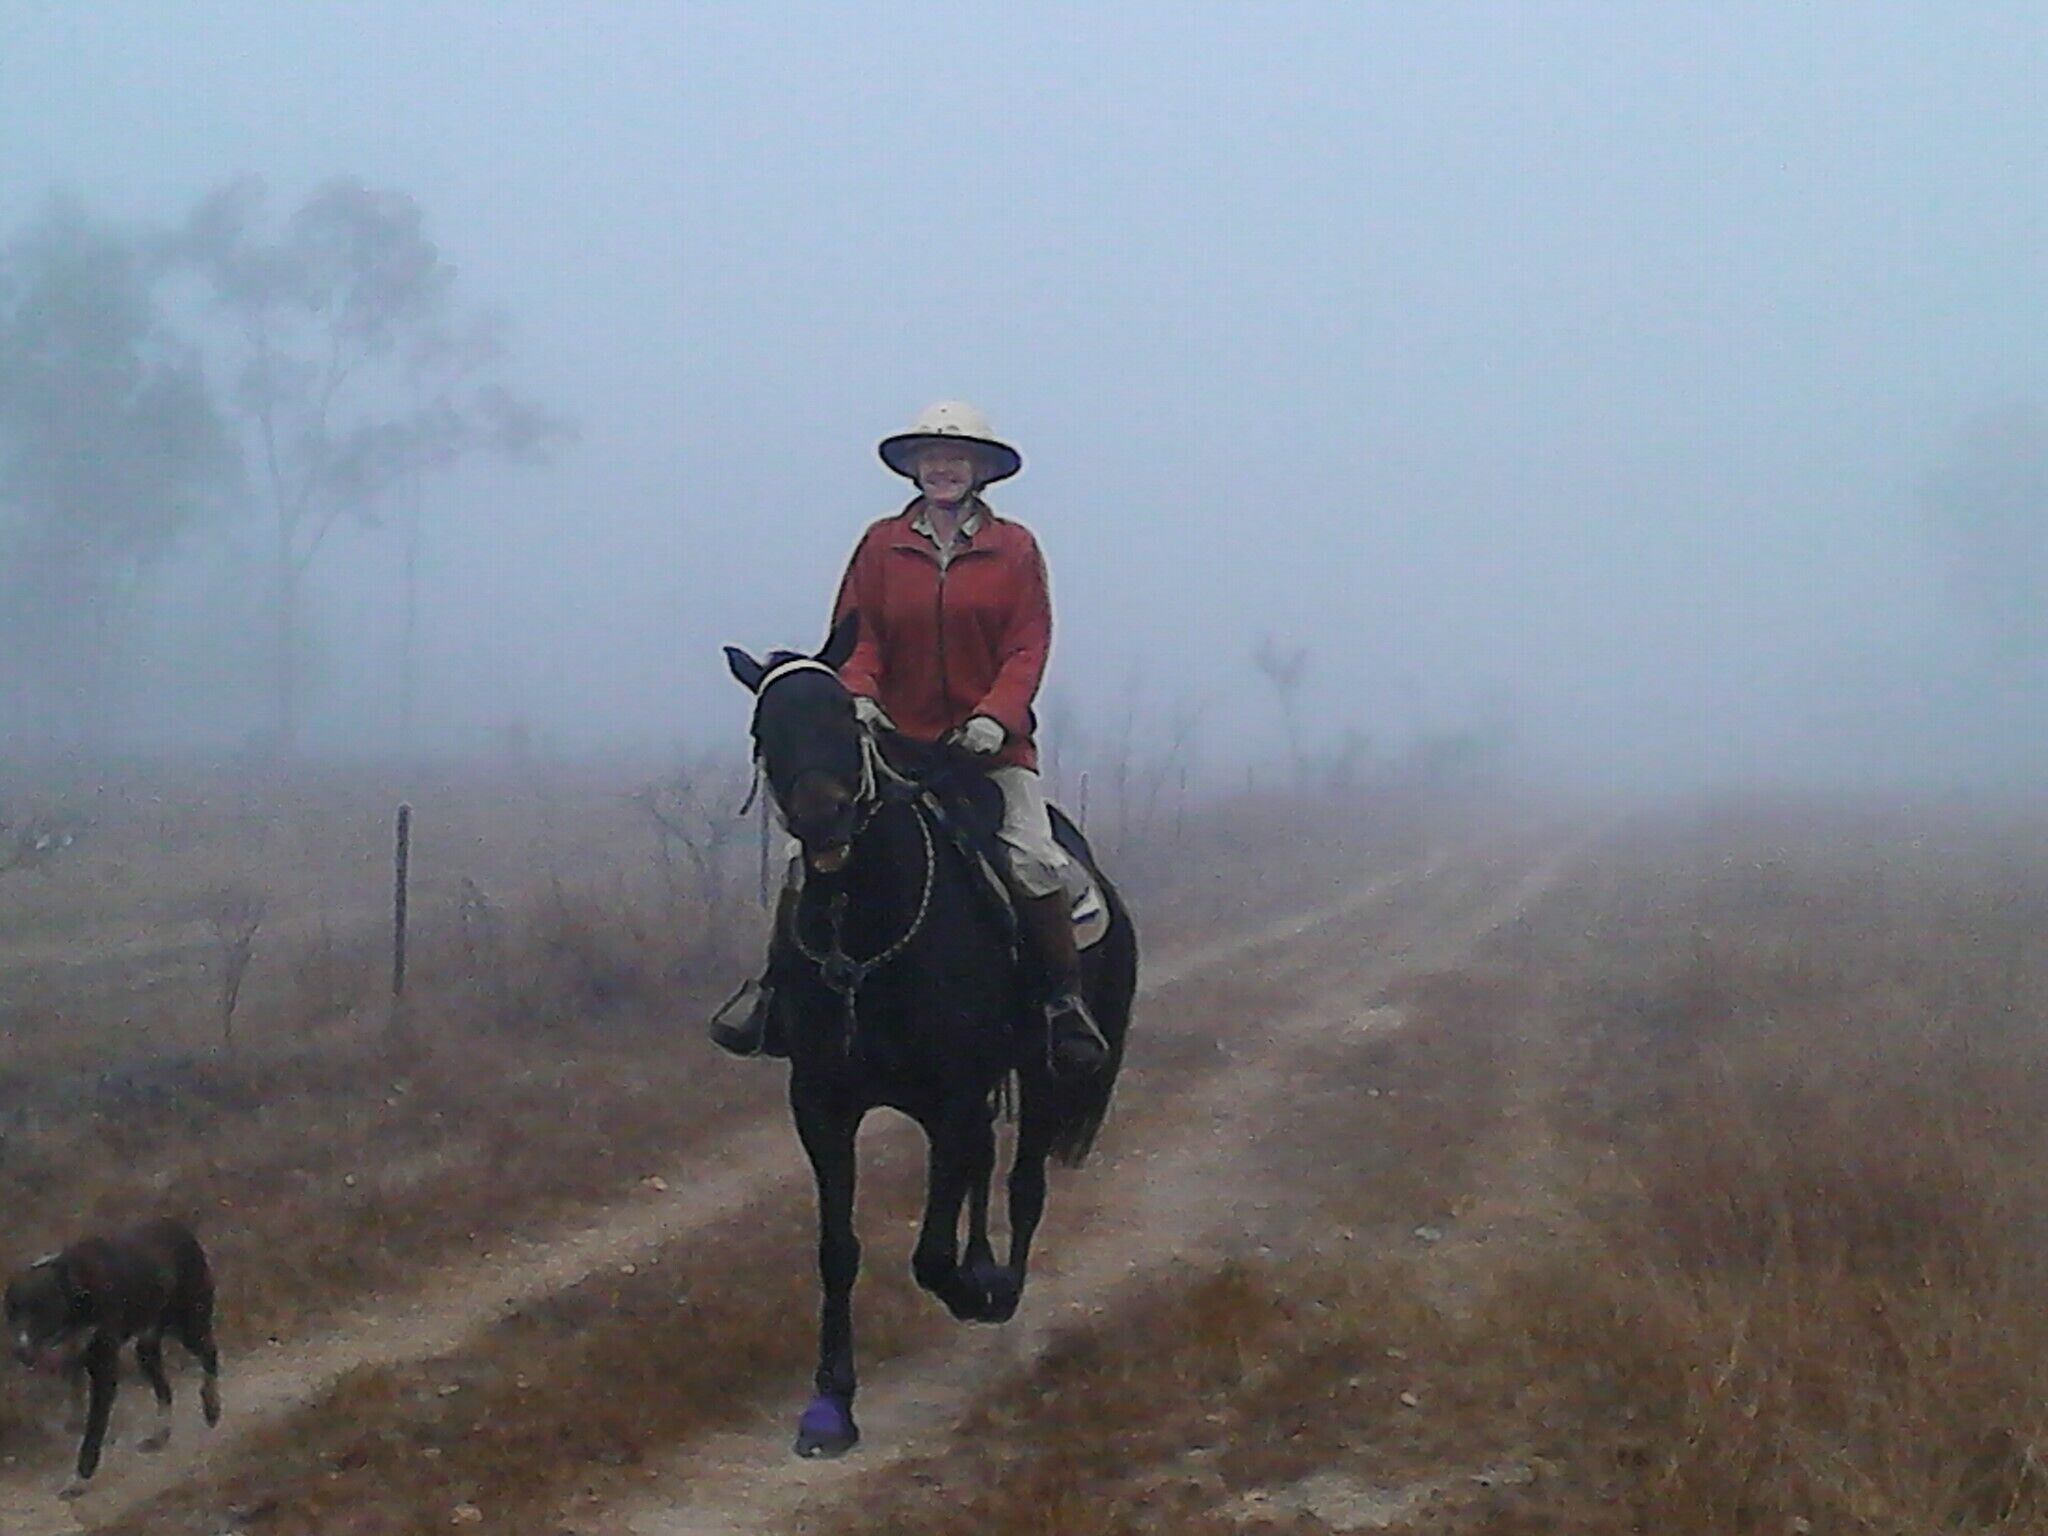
[902,524,990,736]
[932,557,953,730]
[933,543,994,733]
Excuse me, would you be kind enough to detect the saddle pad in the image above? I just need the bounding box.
[1071,877,1110,951]
[1048,806,1111,951]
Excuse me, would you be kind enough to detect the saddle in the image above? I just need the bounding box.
[877,738,1112,952]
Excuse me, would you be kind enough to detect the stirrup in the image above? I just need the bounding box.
[1044,993,1109,1076]
[708,979,785,1059]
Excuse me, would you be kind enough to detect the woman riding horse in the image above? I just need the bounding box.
[712,400,1110,1075]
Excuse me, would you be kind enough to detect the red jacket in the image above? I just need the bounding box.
[832,501,1051,770]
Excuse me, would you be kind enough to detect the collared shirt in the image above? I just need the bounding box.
[908,501,987,571]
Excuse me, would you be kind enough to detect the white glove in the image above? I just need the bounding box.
[852,695,896,731]
[957,715,1006,755]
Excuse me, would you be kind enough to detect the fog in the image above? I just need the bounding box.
[3,3,2045,789]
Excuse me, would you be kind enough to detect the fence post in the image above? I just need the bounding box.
[389,802,412,1042]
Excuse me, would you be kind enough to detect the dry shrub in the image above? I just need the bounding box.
[508,880,659,1020]
[424,872,755,1040]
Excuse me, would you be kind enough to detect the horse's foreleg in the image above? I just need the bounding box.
[962,1115,997,1278]
[793,1088,862,1458]
[912,1111,994,1323]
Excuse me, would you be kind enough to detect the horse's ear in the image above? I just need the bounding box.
[818,610,860,672]
[725,645,768,693]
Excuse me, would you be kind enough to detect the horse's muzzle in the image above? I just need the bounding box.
[787,775,858,872]
[806,841,852,875]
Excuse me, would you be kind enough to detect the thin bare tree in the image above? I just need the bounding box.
[205,885,266,1054]
[1251,632,1310,783]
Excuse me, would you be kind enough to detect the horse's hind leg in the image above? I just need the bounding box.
[1001,1106,1061,1302]
[792,1087,862,1458]
[913,1107,1001,1323]
[958,1107,1019,1322]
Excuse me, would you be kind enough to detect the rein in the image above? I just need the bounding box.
[788,792,936,1053]
[753,704,934,1055]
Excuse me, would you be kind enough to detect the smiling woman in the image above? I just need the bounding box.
[711,402,1110,1077]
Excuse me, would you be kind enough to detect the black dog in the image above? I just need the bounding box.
[5,1217,222,1498]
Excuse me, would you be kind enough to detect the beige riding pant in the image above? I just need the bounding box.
[784,766,1084,901]
[988,765,1087,901]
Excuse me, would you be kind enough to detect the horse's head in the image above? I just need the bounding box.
[725,611,868,875]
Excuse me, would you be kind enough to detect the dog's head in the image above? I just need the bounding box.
[5,1255,89,1373]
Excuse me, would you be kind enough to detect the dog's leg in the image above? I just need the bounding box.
[61,1345,118,1499]
[135,1334,173,1452]
[176,1316,221,1427]
[63,1361,87,1435]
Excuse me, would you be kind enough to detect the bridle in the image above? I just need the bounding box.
[748,659,937,1053]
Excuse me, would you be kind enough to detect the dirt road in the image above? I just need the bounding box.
[607,841,1575,1536]
[0,824,1581,1534]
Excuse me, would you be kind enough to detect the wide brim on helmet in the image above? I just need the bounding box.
[879,432,1022,485]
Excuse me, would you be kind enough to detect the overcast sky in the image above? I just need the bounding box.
[3,3,2045,785]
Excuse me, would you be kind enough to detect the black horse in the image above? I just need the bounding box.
[724,613,1139,1458]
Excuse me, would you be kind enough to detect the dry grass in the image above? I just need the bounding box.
[87,871,1414,1533]
[1479,800,2048,1533]
[87,917,1382,1535]
[0,758,772,1456]
[814,796,2048,1536]
[0,756,1425,1502]
[94,1157,941,1536]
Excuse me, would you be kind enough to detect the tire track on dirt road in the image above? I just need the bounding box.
[601,841,1583,1536]
[0,849,1457,1534]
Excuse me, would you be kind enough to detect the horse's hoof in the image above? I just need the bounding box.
[794,1394,860,1458]
[965,1260,1022,1323]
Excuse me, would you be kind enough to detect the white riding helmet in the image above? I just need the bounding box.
[878,400,1022,485]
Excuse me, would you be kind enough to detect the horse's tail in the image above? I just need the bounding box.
[1047,1058,1118,1168]
[1048,881,1139,1168]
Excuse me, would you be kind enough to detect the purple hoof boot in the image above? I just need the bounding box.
[795,1394,859,1458]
